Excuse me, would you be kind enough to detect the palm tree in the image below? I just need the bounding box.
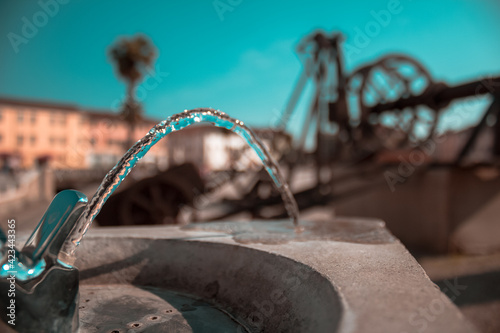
[109,35,157,148]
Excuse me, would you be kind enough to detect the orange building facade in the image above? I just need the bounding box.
[0,98,168,169]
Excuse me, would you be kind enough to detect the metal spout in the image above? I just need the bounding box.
[0,190,88,333]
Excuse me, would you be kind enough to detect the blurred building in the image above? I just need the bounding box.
[0,97,168,169]
[165,125,290,173]
[166,125,257,173]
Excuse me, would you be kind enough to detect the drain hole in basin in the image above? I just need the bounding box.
[79,285,251,332]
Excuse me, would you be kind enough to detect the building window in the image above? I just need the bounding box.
[0,111,3,122]
[30,136,36,145]
[31,113,36,124]
[49,137,55,144]
[17,111,23,123]
[17,135,24,146]
[60,114,67,125]
[60,138,67,145]
[50,112,56,124]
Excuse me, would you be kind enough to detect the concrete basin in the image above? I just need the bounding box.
[0,218,478,332]
[72,218,477,333]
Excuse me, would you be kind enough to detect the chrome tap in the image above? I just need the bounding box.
[0,190,88,333]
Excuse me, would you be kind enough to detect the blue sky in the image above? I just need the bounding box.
[1,0,500,133]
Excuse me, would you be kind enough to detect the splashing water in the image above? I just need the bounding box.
[59,108,299,262]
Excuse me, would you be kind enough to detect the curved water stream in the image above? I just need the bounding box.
[59,108,299,263]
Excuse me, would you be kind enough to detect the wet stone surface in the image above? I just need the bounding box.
[79,285,249,333]
[183,219,396,245]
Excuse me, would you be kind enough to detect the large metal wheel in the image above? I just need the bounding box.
[96,163,204,226]
[118,178,185,225]
[349,55,438,151]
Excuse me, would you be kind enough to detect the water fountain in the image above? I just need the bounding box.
[0,109,477,332]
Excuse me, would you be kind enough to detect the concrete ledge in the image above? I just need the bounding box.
[73,219,478,333]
